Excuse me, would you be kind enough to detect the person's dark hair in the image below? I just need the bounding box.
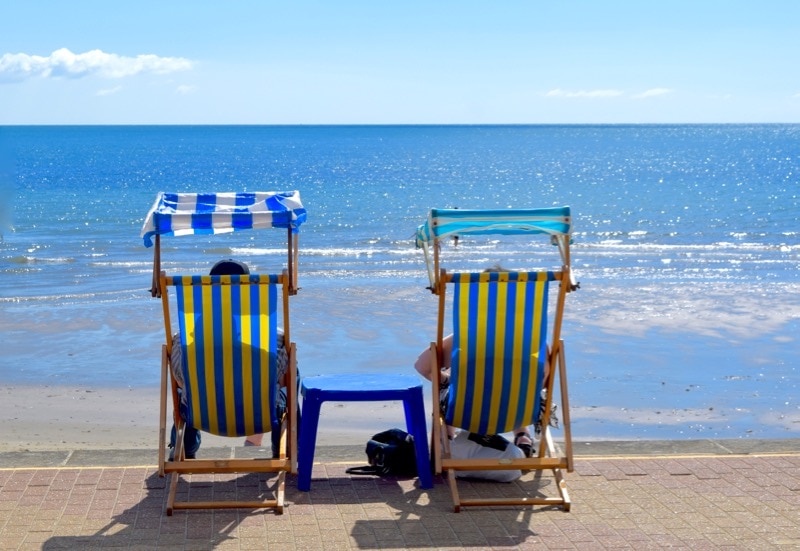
[210,258,250,276]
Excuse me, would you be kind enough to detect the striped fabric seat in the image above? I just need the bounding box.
[166,273,281,437]
[446,271,555,435]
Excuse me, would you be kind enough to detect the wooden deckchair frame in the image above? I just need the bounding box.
[156,270,298,515]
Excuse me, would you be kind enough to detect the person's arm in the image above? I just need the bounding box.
[414,334,452,380]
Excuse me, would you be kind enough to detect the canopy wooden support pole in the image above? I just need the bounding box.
[151,235,161,298]
[287,227,299,295]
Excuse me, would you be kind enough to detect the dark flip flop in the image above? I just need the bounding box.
[514,432,534,457]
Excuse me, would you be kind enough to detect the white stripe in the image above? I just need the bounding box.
[175,193,198,214]
[212,212,234,230]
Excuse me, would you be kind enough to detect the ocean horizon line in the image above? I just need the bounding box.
[3,122,800,128]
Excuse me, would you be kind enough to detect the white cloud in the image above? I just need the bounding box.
[545,88,624,98]
[96,86,123,96]
[632,88,672,99]
[0,48,193,83]
[175,84,197,95]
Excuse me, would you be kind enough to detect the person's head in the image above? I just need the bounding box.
[209,258,250,276]
[483,264,507,273]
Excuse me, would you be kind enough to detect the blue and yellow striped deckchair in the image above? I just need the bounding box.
[418,207,575,512]
[159,271,296,515]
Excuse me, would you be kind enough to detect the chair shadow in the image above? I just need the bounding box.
[41,469,284,549]
[40,464,559,549]
[289,464,555,549]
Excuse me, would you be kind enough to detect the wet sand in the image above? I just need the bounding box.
[0,384,430,452]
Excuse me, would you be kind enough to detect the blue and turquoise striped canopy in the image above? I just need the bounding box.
[415,207,572,289]
[415,207,571,248]
[141,190,307,248]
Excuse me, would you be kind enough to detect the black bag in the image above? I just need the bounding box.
[346,428,418,477]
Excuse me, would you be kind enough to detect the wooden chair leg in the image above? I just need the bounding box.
[166,471,180,516]
[275,471,286,514]
[447,469,461,513]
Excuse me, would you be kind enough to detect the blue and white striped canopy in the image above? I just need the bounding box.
[415,207,571,248]
[141,191,307,247]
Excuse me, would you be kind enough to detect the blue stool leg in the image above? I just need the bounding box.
[298,389,323,492]
[403,387,433,489]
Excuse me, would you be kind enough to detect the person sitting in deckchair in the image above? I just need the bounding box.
[414,335,535,457]
[414,265,537,456]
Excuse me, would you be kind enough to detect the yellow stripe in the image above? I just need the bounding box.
[240,283,254,435]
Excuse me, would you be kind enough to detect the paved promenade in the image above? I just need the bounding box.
[1,439,799,550]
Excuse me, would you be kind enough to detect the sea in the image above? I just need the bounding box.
[1,124,798,440]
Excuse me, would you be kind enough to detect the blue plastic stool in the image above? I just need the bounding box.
[298,373,433,491]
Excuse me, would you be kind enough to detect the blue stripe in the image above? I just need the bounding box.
[153,211,172,234]
[477,280,498,434]
[231,212,253,230]
[196,193,217,212]
[191,212,214,231]
[533,278,550,423]
[236,192,255,206]
[210,282,226,434]
[229,283,244,435]
[516,281,535,428]
[498,280,517,431]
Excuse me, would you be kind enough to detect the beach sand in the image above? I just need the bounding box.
[0,384,429,453]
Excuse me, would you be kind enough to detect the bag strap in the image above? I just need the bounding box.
[345,465,386,476]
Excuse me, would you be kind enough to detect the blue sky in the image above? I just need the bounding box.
[1,1,798,124]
